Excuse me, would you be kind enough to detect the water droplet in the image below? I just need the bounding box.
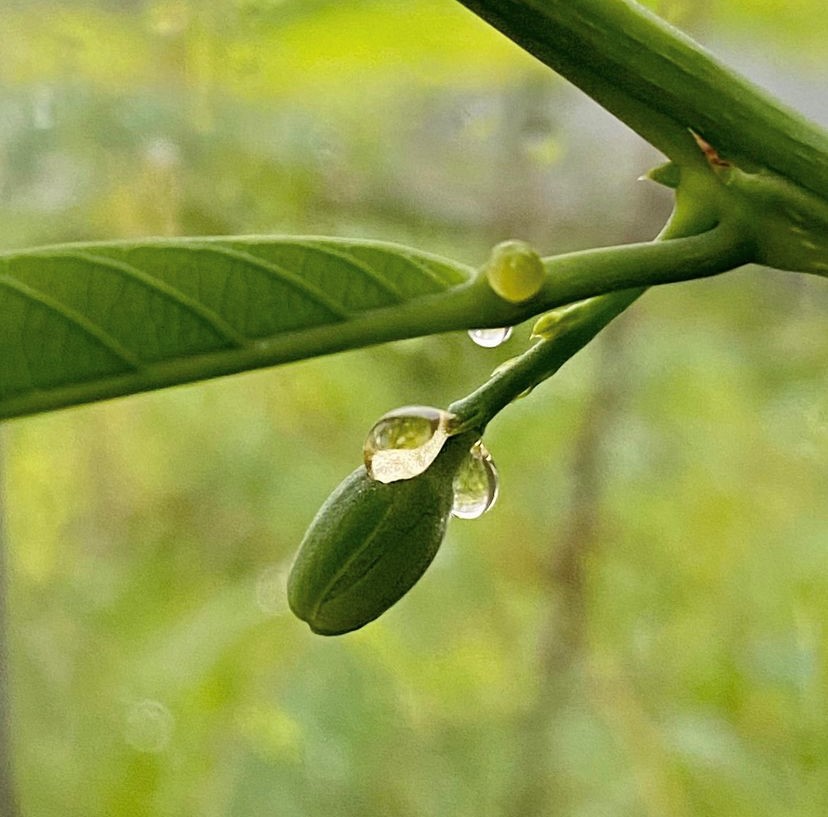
[144,137,180,171]
[484,240,545,304]
[148,2,191,37]
[32,85,55,131]
[255,564,289,616]
[124,699,174,753]
[468,327,513,348]
[452,441,499,519]
[364,406,455,484]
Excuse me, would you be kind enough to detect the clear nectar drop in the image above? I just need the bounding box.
[468,326,513,348]
[451,441,499,519]
[364,405,455,484]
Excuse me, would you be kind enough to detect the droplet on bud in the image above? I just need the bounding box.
[451,441,499,519]
[364,406,455,484]
[468,326,513,348]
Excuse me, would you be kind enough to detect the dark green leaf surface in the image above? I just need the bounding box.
[0,237,471,419]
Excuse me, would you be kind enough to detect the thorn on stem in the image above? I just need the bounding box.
[690,130,731,168]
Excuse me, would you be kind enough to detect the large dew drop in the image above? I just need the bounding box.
[468,327,513,348]
[451,441,499,519]
[364,406,454,484]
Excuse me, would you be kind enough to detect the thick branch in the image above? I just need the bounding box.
[456,0,828,197]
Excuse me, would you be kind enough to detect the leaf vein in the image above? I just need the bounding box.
[397,250,462,288]
[289,240,406,300]
[0,274,143,371]
[185,244,352,320]
[61,251,251,348]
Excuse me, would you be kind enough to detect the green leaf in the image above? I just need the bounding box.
[0,236,471,419]
[0,225,756,421]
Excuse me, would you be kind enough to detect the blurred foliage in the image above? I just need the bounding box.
[1,1,826,816]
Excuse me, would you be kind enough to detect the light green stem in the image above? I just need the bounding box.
[448,288,642,431]
[445,173,737,432]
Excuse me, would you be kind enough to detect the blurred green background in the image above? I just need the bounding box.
[1,1,826,815]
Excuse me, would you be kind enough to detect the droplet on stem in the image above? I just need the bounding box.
[484,239,545,303]
[364,406,455,484]
[468,326,513,348]
[451,441,499,519]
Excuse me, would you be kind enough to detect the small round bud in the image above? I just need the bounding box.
[531,300,590,340]
[484,240,545,303]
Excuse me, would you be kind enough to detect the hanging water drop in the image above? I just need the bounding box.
[468,326,513,348]
[451,441,499,519]
[364,405,455,484]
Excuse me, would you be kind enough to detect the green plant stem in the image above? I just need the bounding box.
[448,220,749,433]
[445,169,748,432]
[0,223,751,421]
[532,218,751,308]
[456,0,828,197]
[448,288,642,431]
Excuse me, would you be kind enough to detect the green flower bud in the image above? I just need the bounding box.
[531,301,583,339]
[287,434,474,636]
[484,239,545,303]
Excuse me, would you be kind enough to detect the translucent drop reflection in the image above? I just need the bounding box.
[468,327,513,348]
[124,699,174,753]
[364,405,454,484]
[452,441,499,519]
[255,564,289,616]
[32,85,55,131]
